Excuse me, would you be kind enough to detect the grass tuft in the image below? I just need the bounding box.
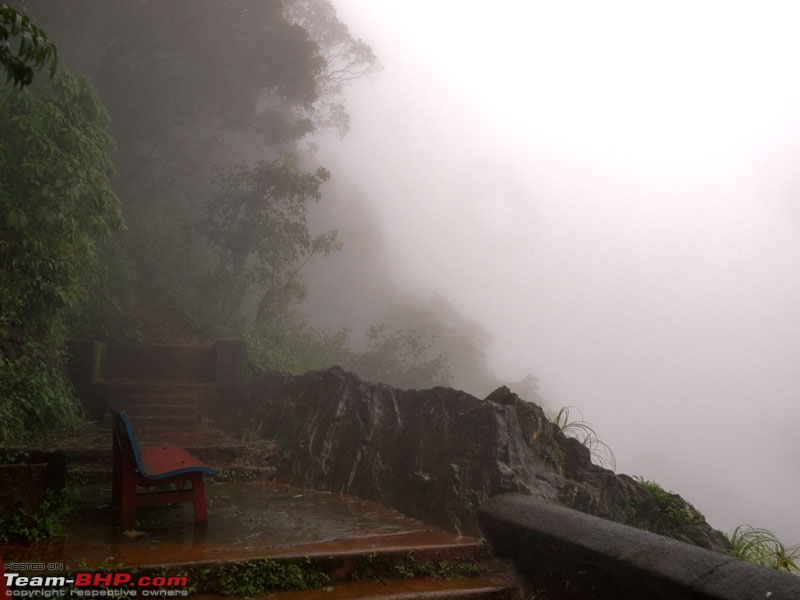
[553,406,616,471]
[727,525,800,574]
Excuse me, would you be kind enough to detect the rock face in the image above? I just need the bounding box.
[240,366,730,552]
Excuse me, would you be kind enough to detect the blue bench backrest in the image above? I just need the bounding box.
[111,407,149,476]
[110,406,217,479]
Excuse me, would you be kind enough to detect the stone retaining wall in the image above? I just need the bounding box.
[479,493,800,600]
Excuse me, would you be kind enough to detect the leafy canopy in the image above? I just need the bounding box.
[21,0,376,343]
[1,67,122,334]
[0,4,57,87]
[204,158,340,324]
[353,325,452,389]
[0,66,122,443]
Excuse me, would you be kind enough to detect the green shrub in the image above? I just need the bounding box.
[0,352,82,445]
[0,488,75,542]
[636,477,705,528]
[200,558,330,595]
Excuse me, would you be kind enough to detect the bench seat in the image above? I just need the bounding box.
[138,445,217,480]
[111,407,218,530]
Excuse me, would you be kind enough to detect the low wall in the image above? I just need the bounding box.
[479,493,800,600]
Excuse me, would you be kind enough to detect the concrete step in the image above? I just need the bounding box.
[96,381,218,422]
[266,577,518,599]
[113,395,199,421]
[93,344,219,383]
[172,540,513,598]
[195,561,518,599]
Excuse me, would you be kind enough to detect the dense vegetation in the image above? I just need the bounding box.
[1,1,525,444]
[0,8,122,442]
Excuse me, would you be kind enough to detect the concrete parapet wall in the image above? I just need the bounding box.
[479,493,800,600]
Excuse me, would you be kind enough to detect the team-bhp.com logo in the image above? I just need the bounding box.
[2,557,189,597]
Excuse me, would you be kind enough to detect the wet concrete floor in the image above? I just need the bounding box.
[3,480,477,571]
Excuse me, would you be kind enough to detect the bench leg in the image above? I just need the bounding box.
[120,472,136,530]
[111,430,122,505]
[190,475,209,527]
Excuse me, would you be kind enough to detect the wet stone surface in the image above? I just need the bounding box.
[4,480,469,571]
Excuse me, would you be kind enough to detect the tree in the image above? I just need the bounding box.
[0,4,56,87]
[0,66,123,443]
[283,0,380,135]
[204,158,341,325]
[352,325,452,389]
[247,311,351,377]
[246,317,453,390]
[379,296,500,395]
[24,0,374,208]
[23,1,376,341]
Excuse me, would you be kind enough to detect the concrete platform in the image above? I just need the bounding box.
[3,480,519,598]
[4,480,480,570]
[6,419,519,598]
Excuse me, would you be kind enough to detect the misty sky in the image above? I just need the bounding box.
[314,1,800,543]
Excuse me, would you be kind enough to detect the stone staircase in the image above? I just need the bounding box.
[97,382,215,421]
[58,342,272,481]
[179,523,518,600]
[189,547,518,599]
[66,341,247,422]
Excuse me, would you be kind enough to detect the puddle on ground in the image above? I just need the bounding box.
[2,480,441,569]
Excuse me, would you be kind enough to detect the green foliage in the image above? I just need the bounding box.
[351,552,480,582]
[553,406,616,471]
[392,554,480,579]
[727,525,800,574]
[352,324,452,389]
[205,158,340,324]
[0,67,122,328]
[200,558,330,595]
[378,296,497,395]
[635,477,705,528]
[0,65,122,440]
[550,443,567,472]
[0,488,74,542]
[15,1,376,346]
[0,352,82,445]
[210,467,260,483]
[69,236,142,343]
[247,313,350,376]
[248,317,452,390]
[0,5,57,87]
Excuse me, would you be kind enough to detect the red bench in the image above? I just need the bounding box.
[110,407,218,530]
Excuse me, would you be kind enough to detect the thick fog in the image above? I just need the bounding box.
[314,2,800,543]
